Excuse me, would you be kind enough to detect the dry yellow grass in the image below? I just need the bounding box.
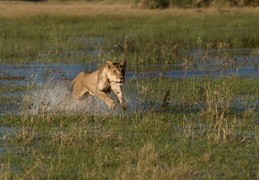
[1,1,259,18]
[0,1,134,17]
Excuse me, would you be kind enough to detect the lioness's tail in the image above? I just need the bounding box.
[63,78,72,84]
[63,72,84,85]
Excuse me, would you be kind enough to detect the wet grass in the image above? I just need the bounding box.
[0,77,258,179]
[0,111,258,179]
[129,77,259,104]
[0,85,27,93]
[0,85,26,103]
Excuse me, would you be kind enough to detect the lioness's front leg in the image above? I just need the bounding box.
[111,84,127,110]
[95,90,116,110]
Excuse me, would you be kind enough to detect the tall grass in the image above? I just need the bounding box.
[0,76,258,179]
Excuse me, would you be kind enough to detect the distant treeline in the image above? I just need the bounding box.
[3,0,259,8]
[142,0,259,8]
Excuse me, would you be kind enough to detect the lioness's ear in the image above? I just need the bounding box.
[121,61,127,67]
[106,61,113,68]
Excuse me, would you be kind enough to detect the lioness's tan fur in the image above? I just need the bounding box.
[67,61,127,110]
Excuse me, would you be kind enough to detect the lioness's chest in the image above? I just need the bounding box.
[99,82,111,92]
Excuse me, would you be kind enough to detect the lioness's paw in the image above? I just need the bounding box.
[121,104,128,111]
[109,102,116,110]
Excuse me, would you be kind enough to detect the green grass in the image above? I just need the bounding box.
[0,108,258,179]
[0,85,27,93]
[0,85,26,103]
[0,77,258,179]
[1,5,259,64]
[128,77,259,104]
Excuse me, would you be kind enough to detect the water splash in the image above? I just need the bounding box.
[23,80,142,116]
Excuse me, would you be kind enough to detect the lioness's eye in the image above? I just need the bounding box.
[114,70,117,74]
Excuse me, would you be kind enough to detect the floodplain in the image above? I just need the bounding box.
[0,1,258,179]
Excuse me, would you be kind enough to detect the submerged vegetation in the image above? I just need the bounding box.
[0,1,258,179]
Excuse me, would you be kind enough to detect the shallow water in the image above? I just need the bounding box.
[0,54,258,87]
[0,48,258,116]
[23,80,140,115]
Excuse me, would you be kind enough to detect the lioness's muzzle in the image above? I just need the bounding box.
[119,78,124,83]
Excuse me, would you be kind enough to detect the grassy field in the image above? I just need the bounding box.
[0,77,258,179]
[0,1,258,179]
[0,2,259,64]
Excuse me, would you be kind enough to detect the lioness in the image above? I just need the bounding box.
[66,61,127,110]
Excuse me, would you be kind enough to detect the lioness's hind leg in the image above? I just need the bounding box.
[71,84,88,101]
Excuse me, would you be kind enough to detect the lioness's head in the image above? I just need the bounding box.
[106,61,126,84]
